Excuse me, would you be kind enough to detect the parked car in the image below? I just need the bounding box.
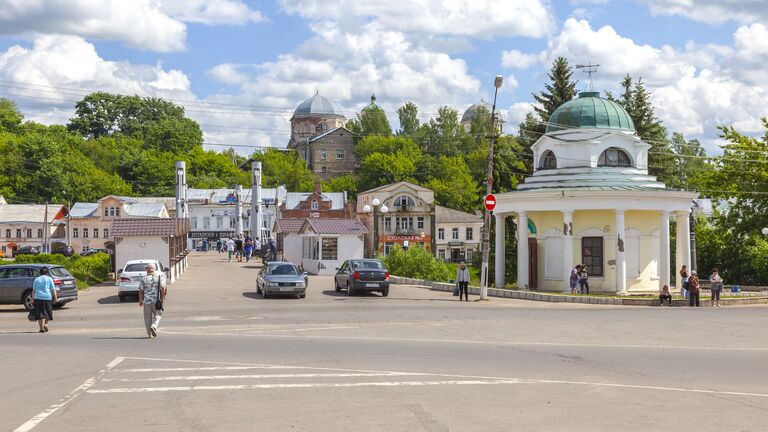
[334,259,390,296]
[0,264,78,311]
[117,259,167,302]
[52,246,75,257]
[256,262,308,299]
[15,246,39,256]
[81,248,112,257]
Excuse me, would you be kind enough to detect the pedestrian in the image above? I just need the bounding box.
[679,265,690,299]
[235,235,244,263]
[578,265,590,294]
[226,237,235,262]
[688,270,701,307]
[216,239,222,253]
[710,268,723,307]
[138,263,166,338]
[456,261,470,301]
[30,266,56,333]
[659,284,673,306]
[570,265,580,295]
[254,237,262,258]
[202,238,208,252]
[268,237,277,261]
[244,238,253,263]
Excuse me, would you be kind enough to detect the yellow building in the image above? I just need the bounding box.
[494,92,698,294]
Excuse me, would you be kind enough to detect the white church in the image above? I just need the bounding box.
[493,91,698,294]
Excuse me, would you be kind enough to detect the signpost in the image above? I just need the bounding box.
[484,194,496,212]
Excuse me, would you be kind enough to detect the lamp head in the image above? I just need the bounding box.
[380,205,388,214]
[371,198,380,206]
[494,75,503,88]
[363,204,372,213]
[762,227,768,236]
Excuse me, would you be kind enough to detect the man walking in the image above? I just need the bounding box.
[235,235,244,262]
[138,263,166,338]
[456,262,470,301]
[216,239,222,253]
[226,237,235,262]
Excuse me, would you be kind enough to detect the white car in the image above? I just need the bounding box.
[117,259,166,302]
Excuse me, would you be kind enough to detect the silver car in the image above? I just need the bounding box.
[117,259,166,302]
[256,262,308,299]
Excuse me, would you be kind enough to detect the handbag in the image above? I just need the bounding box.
[453,284,460,296]
[154,275,164,311]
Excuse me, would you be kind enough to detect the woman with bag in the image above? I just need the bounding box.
[138,263,166,338]
[679,265,690,299]
[30,266,57,333]
[456,262,470,301]
[710,268,723,307]
[688,270,701,307]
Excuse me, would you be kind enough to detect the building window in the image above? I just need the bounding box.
[438,228,445,240]
[316,123,326,133]
[336,149,345,159]
[103,228,109,238]
[16,229,21,238]
[438,249,446,260]
[93,227,99,238]
[73,228,79,238]
[540,150,557,169]
[83,228,89,238]
[5,229,10,238]
[384,217,392,232]
[311,200,319,210]
[452,228,459,240]
[598,148,632,167]
[115,207,120,217]
[319,150,327,160]
[109,207,115,216]
[321,166,327,175]
[417,217,424,229]
[581,236,604,277]
[104,208,109,217]
[322,237,338,260]
[203,217,211,229]
[466,227,473,240]
[302,237,319,260]
[229,217,236,229]
[37,229,43,238]
[466,249,473,261]
[26,229,32,238]
[216,216,224,229]
[394,195,416,208]
[192,217,198,229]
[384,242,395,255]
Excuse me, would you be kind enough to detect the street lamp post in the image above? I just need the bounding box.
[62,190,71,248]
[363,198,389,257]
[480,75,504,301]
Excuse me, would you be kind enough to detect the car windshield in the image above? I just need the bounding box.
[268,264,299,275]
[351,260,385,270]
[125,263,149,272]
[49,267,72,278]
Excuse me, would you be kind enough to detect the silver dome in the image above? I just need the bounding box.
[293,91,344,119]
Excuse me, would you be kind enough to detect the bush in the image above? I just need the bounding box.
[380,245,452,282]
[14,253,111,288]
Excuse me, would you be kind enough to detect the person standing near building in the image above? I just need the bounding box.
[254,237,262,259]
[710,268,723,307]
[244,238,253,263]
[30,267,57,333]
[679,265,690,299]
[268,238,277,261]
[235,235,244,263]
[456,262,470,301]
[225,237,235,262]
[688,270,701,307]
[578,265,590,294]
[216,239,222,253]
[138,263,166,338]
[570,265,581,295]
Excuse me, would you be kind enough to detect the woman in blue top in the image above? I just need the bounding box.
[31,267,57,333]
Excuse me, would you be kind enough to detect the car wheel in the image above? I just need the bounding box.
[53,303,65,309]
[346,282,354,296]
[381,289,389,297]
[22,290,34,311]
[334,279,341,292]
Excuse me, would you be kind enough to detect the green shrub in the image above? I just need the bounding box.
[381,245,452,282]
[13,253,111,288]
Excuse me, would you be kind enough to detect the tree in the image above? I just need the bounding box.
[323,174,358,198]
[251,148,315,191]
[354,135,424,192]
[532,57,578,125]
[417,106,464,153]
[667,132,710,190]
[0,98,24,133]
[396,102,420,137]
[423,156,478,212]
[144,117,204,154]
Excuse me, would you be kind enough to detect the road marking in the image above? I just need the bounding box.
[116,365,295,373]
[103,372,422,382]
[13,356,125,432]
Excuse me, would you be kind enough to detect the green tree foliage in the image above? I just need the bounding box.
[417,106,464,153]
[355,135,423,192]
[396,102,420,137]
[117,148,177,196]
[323,174,358,198]
[423,156,478,212]
[667,132,710,190]
[0,97,24,133]
[185,147,250,189]
[250,148,315,192]
[380,245,452,281]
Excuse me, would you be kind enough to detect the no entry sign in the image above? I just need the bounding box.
[484,194,496,211]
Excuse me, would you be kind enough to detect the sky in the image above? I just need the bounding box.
[0,0,766,155]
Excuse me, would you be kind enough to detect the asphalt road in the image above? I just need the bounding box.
[1,252,767,432]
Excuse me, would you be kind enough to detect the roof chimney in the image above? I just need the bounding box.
[314,179,322,194]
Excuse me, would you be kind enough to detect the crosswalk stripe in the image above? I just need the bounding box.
[103,372,423,382]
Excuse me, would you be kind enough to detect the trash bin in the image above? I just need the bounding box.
[731,285,740,293]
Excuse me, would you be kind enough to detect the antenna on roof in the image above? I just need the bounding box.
[575,62,600,92]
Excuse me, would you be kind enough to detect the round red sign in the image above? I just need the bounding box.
[484,194,496,211]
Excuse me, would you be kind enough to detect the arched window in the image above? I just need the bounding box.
[540,150,557,169]
[315,123,326,133]
[598,148,632,167]
[394,195,416,208]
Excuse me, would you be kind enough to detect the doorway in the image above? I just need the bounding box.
[528,238,538,290]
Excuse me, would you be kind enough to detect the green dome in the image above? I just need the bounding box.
[362,93,383,113]
[546,92,635,133]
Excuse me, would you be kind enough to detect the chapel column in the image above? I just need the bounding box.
[516,211,529,289]
[675,210,691,289]
[660,211,671,290]
[495,214,506,288]
[615,210,627,294]
[562,210,574,292]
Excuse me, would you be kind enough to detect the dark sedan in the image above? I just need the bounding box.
[0,264,78,311]
[334,259,389,296]
[256,262,308,299]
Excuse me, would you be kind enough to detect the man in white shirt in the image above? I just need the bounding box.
[456,262,470,301]
[225,237,235,262]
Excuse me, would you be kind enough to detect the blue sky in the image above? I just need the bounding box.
[0,0,765,153]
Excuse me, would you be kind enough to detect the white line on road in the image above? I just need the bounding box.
[116,365,296,373]
[102,372,423,382]
[13,356,125,432]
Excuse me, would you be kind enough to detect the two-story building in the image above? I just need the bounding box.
[435,206,483,263]
[0,203,67,257]
[357,181,436,257]
[280,181,353,219]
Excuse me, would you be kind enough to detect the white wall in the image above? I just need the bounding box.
[281,234,303,266]
[115,236,170,277]
[302,235,364,276]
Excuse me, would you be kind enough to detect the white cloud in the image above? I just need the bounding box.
[641,0,768,24]
[206,64,252,85]
[0,0,265,52]
[505,102,535,134]
[279,0,555,39]
[501,49,539,69]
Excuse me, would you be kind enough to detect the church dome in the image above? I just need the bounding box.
[293,91,344,119]
[362,94,383,113]
[461,100,492,123]
[546,92,635,133]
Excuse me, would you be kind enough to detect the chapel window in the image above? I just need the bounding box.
[540,150,557,169]
[598,148,632,167]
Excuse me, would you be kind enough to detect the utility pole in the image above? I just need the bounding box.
[235,185,243,237]
[479,75,503,301]
[42,201,49,253]
[250,161,263,240]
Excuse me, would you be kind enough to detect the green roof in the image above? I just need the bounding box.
[361,94,383,113]
[546,92,635,133]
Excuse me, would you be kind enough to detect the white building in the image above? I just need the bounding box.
[112,218,190,283]
[275,218,367,275]
[0,203,67,256]
[492,91,697,293]
[435,206,483,263]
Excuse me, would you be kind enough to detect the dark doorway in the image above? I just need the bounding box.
[528,238,538,290]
